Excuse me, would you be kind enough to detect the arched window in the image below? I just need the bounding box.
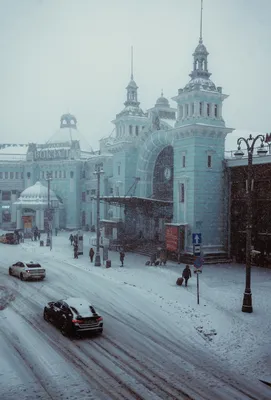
[214,104,218,117]
[199,102,203,116]
[191,102,195,115]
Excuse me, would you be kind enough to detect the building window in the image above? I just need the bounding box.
[91,189,96,195]
[182,155,186,168]
[82,192,86,202]
[55,171,57,178]
[2,211,11,222]
[5,172,8,179]
[185,104,189,117]
[2,191,11,201]
[191,103,195,115]
[214,104,218,117]
[118,165,120,175]
[15,172,19,179]
[70,171,74,178]
[110,187,113,194]
[10,172,14,179]
[21,172,23,179]
[82,211,86,226]
[0,172,3,179]
[59,171,62,178]
[199,102,203,116]
[63,171,66,179]
[208,155,212,168]
[207,103,210,116]
[179,183,185,203]
[129,125,132,135]
[135,126,139,136]
[27,172,31,179]
[179,105,183,119]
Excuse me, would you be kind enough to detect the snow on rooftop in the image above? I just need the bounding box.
[46,127,93,153]
[0,145,28,161]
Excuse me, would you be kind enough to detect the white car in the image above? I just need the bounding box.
[9,261,46,281]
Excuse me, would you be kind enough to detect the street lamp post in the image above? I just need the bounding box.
[93,163,104,266]
[234,134,267,313]
[46,172,53,250]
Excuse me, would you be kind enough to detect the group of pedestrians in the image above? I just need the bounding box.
[68,233,191,284]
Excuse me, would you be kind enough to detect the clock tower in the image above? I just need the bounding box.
[171,0,233,256]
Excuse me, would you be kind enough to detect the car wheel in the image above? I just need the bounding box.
[60,321,68,336]
[8,268,13,276]
[43,310,49,321]
[20,273,24,281]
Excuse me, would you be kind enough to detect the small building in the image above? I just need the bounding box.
[13,181,60,234]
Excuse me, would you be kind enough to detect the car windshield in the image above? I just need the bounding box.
[26,263,41,268]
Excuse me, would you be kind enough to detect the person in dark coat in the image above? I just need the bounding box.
[150,252,157,266]
[182,264,192,287]
[69,234,74,245]
[120,251,125,267]
[89,247,95,262]
[73,242,78,259]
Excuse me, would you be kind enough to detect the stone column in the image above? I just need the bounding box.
[16,209,22,229]
[35,209,40,230]
[40,209,45,231]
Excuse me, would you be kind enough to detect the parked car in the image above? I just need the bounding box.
[9,261,46,281]
[0,233,17,245]
[43,297,103,337]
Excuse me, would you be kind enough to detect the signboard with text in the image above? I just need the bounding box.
[165,226,179,252]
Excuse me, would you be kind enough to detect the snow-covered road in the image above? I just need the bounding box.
[0,235,270,400]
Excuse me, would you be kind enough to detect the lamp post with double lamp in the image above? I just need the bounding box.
[234,134,267,313]
[46,172,53,250]
[93,163,104,266]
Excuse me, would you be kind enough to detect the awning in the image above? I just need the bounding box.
[100,196,173,208]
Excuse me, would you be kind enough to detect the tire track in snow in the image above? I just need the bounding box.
[3,292,152,400]
[37,260,269,400]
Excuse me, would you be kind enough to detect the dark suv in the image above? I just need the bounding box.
[43,297,103,337]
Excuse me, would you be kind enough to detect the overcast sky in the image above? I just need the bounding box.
[0,0,270,150]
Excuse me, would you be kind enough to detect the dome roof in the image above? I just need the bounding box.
[193,40,209,55]
[184,77,217,92]
[46,113,93,153]
[126,78,138,89]
[155,93,170,108]
[16,181,58,205]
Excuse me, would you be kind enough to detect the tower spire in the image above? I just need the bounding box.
[199,0,203,43]
[124,46,139,107]
[131,46,134,80]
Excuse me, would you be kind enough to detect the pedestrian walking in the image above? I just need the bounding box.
[120,251,125,267]
[182,264,192,287]
[69,234,74,246]
[73,243,78,259]
[89,247,95,263]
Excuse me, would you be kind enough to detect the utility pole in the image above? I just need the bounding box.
[94,163,104,266]
[46,172,53,250]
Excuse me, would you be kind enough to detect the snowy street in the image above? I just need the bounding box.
[0,232,271,400]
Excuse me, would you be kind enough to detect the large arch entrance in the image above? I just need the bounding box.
[101,131,175,249]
